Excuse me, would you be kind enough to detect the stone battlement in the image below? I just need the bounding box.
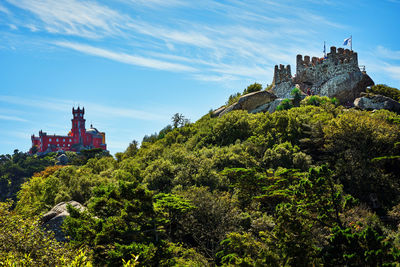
[272,64,292,85]
[295,46,358,77]
[270,46,373,103]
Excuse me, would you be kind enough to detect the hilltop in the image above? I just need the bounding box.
[1,85,400,265]
[1,46,400,265]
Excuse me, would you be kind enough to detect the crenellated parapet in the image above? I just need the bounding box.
[295,46,358,77]
[270,45,372,103]
[273,64,292,85]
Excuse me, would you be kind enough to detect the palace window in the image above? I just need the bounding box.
[63,139,65,142]
[56,138,59,142]
[49,138,52,142]
[69,139,72,142]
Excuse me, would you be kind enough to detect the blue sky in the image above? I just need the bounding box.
[0,0,399,155]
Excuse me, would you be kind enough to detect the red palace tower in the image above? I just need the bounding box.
[31,107,107,153]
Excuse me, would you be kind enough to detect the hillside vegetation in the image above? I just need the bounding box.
[1,94,400,265]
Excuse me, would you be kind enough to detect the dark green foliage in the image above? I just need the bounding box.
[276,99,293,111]
[290,87,302,107]
[0,150,55,202]
[64,181,160,266]
[226,82,263,106]
[323,226,399,265]
[367,84,400,101]
[243,82,262,95]
[226,92,241,106]
[301,95,338,107]
[4,93,400,265]
[0,201,91,265]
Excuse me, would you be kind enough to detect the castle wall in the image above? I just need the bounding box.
[273,64,292,85]
[294,46,359,87]
[31,108,107,153]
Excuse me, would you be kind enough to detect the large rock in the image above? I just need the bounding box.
[57,154,68,165]
[354,94,400,113]
[42,201,86,242]
[271,81,295,99]
[318,72,374,104]
[237,90,277,110]
[250,98,284,114]
[212,106,226,117]
[218,90,277,117]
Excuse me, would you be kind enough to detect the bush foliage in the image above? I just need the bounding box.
[2,91,400,265]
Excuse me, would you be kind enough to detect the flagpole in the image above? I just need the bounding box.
[351,35,352,51]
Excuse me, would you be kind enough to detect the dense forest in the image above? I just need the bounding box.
[1,85,400,266]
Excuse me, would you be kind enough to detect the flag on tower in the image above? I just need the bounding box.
[343,36,352,47]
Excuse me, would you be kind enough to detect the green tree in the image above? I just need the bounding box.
[64,181,160,266]
[243,82,262,95]
[291,87,302,107]
[0,201,91,266]
[276,99,293,111]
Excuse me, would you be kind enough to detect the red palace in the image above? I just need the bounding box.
[31,107,107,153]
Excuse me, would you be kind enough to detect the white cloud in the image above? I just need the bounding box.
[0,95,168,121]
[25,24,39,32]
[117,0,186,8]
[376,46,400,61]
[0,4,10,14]
[6,0,128,38]
[3,0,351,85]
[192,74,239,82]
[53,41,197,72]
[0,114,27,122]
[384,65,400,82]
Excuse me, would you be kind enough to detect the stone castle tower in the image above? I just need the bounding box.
[271,46,374,103]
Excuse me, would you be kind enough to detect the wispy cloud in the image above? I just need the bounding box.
[54,41,197,72]
[376,46,400,61]
[0,95,167,121]
[0,114,27,122]
[384,65,400,82]
[3,0,350,84]
[117,0,186,8]
[0,4,10,14]
[6,0,128,38]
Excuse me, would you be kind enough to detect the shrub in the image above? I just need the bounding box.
[301,95,338,107]
[367,84,400,101]
[276,99,293,111]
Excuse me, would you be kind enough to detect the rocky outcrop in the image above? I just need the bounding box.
[57,154,68,165]
[354,94,400,113]
[272,81,295,99]
[250,99,284,114]
[212,46,377,117]
[212,106,226,117]
[42,201,86,242]
[237,90,277,110]
[318,72,374,104]
[272,46,374,104]
[217,90,277,117]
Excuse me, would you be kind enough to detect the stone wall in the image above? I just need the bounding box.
[271,46,374,103]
